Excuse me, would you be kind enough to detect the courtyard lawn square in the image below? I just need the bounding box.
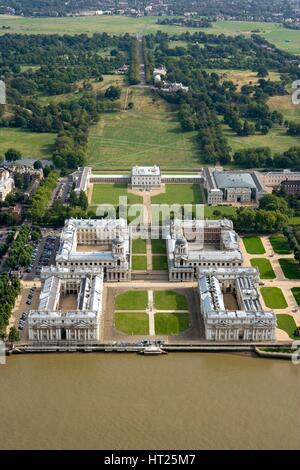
[291,287,300,307]
[132,238,147,254]
[204,205,237,219]
[132,255,147,271]
[279,259,300,280]
[261,287,288,309]
[151,238,166,254]
[154,313,190,335]
[115,290,148,310]
[276,314,299,340]
[91,183,142,206]
[151,184,203,205]
[243,236,265,255]
[152,255,168,271]
[154,291,188,311]
[269,235,291,255]
[115,312,149,336]
[250,259,276,279]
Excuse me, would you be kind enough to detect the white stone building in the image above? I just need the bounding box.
[28,267,104,342]
[131,165,161,190]
[0,169,14,201]
[198,267,276,342]
[166,219,243,281]
[72,167,92,195]
[56,218,132,281]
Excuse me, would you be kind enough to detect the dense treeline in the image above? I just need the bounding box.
[157,17,213,28]
[5,225,32,269]
[143,36,155,84]
[129,38,140,85]
[0,273,20,339]
[26,171,59,222]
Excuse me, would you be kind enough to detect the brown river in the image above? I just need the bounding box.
[0,353,300,450]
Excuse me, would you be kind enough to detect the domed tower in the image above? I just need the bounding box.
[112,235,125,258]
[174,237,188,266]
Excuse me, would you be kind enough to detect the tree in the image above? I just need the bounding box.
[33,160,42,170]
[105,86,121,101]
[5,149,22,162]
[8,326,20,343]
[257,67,268,78]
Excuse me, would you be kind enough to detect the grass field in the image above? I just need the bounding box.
[87,88,199,169]
[154,312,189,335]
[268,95,300,125]
[261,287,288,309]
[132,255,147,271]
[151,239,166,254]
[250,259,276,279]
[115,312,149,335]
[204,205,237,219]
[115,290,148,310]
[0,17,299,52]
[269,235,291,255]
[279,258,300,279]
[243,236,266,255]
[212,69,281,91]
[151,184,203,205]
[276,314,299,339]
[152,255,168,270]
[291,287,300,306]
[91,184,142,206]
[0,128,55,158]
[132,238,147,254]
[154,290,188,310]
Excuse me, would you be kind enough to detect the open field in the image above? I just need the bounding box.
[91,183,142,206]
[132,255,147,271]
[0,128,55,158]
[261,287,288,309]
[279,259,300,279]
[154,312,189,335]
[154,290,188,311]
[250,259,276,279]
[243,236,266,255]
[0,17,299,52]
[152,255,168,270]
[268,95,300,125]
[269,235,291,255]
[151,184,203,205]
[87,88,198,169]
[211,69,281,91]
[204,205,237,219]
[115,290,148,310]
[115,312,149,335]
[276,314,299,339]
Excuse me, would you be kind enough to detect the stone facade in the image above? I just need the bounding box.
[0,169,14,202]
[131,165,161,189]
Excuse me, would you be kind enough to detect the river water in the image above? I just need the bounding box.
[0,353,299,450]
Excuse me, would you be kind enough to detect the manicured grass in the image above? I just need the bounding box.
[289,216,300,226]
[292,288,300,307]
[88,88,198,169]
[276,314,299,339]
[154,313,189,335]
[243,236,265,255]
[132,238,147,254]
[261,287,288,309]
[204,205,237,219]
[115,312,149,335]
[269,235,291,255]
[152,255,168,270]
[0,128,55,158]
[151,239,166,254]
[279,259,300,280]
[115,290,148,310]
[152,184,203,205]
[132,255,147,271]
[154,290,188,310]
[250,259,276,279]
[91,183,142,206]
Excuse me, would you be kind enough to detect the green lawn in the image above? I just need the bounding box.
[87,88,199,169]
[243,236,265,255]
[91,184,142,206]
[0,128,55,158]
[154,290,188,310]
[154,313,189,335]
[250,259,276,279]
[261,287,288,309]
[115,312,149,335]
[151,239,166,254]
[115,290,148,310]
[279,259,300,280]
[276,314,299,339]
[132,255,147,271]
[151,184,203,205]
[152,255,168,270]
[291,288,300,306]
[132,238,147,254]
[269,235,291,255]
[204,205,237,219]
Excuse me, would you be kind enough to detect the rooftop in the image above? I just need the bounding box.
[132,165,160,176]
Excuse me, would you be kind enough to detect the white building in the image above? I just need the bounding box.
[0,169,14,201]
[131,165,161,189]
[260,170,300,187]
[28,267,104,342]
[56,218,132,281]
[166,219,243,281]
[72,167,92,196]
[198,267,276,342]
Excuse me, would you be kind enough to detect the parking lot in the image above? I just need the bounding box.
[10,284,41,342]
[25,235,60,279]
